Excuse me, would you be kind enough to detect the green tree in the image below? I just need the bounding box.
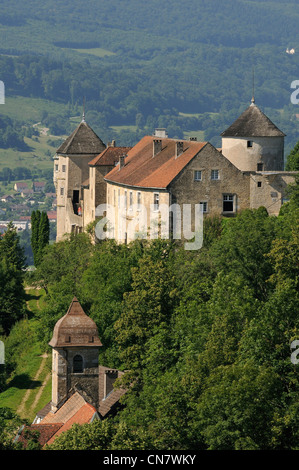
[31,210,49,266]
[0,223,26,334]
[285,140,299,171]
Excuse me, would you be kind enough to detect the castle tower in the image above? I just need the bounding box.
[48,297,102,413]
[54,119,106,241]
[221,101,285,172]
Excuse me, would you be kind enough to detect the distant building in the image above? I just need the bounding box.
[33,181,46,193]
[14,182,28,192]
[0,220,30,231]
[1,195,13,202]
[21,189,34,198]
[46,211,57,223]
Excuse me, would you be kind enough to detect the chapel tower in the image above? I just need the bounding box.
[48,298,102,413]
[221,99,285,172]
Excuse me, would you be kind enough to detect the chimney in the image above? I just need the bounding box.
[154,128,168,138]
[119,154,126,169]
[189,137,197,141]
[153,139,162,157]
[175,141,184,158]
[108,140,116,147]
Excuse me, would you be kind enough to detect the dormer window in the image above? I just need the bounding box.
[247,141,253,148]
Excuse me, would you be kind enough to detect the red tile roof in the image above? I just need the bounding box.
[89,146,132,167]
[45,403,98,446]
[16,423,63,448]
[104,136,207,189]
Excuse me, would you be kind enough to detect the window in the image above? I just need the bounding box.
[211,169,219,180]
[257,163,263,171]
[55,164,58,172]
[200,201,208,213]
[223,194,234,212]
[73,355,83,373]
[247,141,253,148]
[60,187,64,196]
[194,170,202,181]
[154,193,159,211]
[73,190,79,204]
[257,181,262,188]
[62,164,66,172]
[129,191,133,210]
[137,192,141,210]
[124,191,127,209]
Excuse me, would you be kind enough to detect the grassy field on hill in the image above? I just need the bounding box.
[0,287,51,423]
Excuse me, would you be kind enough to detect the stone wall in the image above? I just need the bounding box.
[170,143,251,219]
[222,136,284,172]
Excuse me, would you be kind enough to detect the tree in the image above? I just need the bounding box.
[285,140,299,171]
[0,222,26,334]
[115,241,177,385]
[31,210,49,266]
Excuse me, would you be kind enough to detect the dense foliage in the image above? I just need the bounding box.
[22,175,298,450]
[0,0,299,151]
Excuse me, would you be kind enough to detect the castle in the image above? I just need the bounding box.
[54,99,297,244]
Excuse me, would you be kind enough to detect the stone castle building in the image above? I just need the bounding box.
[15,298,126,448]
[54,100,297,243]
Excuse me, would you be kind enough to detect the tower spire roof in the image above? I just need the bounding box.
[221,104,285,137]
[56,121,105,156]
[49,298,102,348]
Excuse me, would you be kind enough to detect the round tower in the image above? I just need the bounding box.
[48,297,102,413]
[221,100,285,172]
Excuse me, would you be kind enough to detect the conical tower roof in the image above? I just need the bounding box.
[49,297,102,348]
[221,103,285,138]
[56,121,106,156]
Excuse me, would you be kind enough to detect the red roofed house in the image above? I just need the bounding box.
[15,298,127,448]
[14,182,28,192]
[33,181,46,193]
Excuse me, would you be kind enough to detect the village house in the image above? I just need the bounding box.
[33,181,46,193]
[14,182,28,192]
[54,99,297,243]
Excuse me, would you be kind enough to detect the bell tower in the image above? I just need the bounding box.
[48,297,102,413]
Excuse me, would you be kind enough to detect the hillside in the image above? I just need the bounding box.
[0,0,298,158]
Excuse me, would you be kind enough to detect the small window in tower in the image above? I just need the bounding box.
[73,355,83,373]
[257,163,264,171]
[62,165,66,172]
[247,141,253,148]
[257,181,262,188]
